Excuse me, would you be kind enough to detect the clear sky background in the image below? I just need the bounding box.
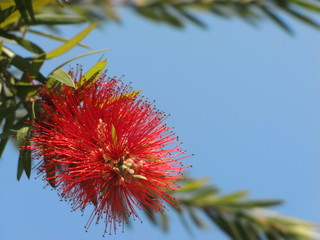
[1,8,320,240]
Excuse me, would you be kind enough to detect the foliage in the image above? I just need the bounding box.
[0,0,99,167]
[0,1,319,239]
[170,178,320,240]
[47,0,320,33]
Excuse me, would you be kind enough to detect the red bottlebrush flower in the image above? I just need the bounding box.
[30,70,189,234]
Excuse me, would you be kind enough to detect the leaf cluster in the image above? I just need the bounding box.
[145,178,320,240]
[0,0,100,178]
[49,0,320,33]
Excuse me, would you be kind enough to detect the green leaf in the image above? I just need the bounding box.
[25,14,87,25]
[0,103,15,159]
[242,220,262,240]
[187,207,207,229]
[17,126,31,180]
[36,22,99,59]
[216,211,243,240]
[143,206,157,224]
[0,134,10,159]
[48,68,75,88]
[287,0,320,13]
[154,6,184,28]
[204,210,231,237]
[280,6,320,30]
[229,199,283,208]
[213,191,249,204]
[8,54,30,72]
[175,208,194,235]
[135,6,184,28]
[8,53,46,84]
[235,218,260,240]
[180,177,211,192]
[0,102,22,140]
[16,126,29,148]
[103,3,121,22]
[260,6,292,34]
[43,156,56,188]
[0,102,20,120]
[159,212,169,232]
[14,0,31,23]
[183,188,219,205]
[24,0,34,21]
[15,83,39,98]
[0,0,51,28]
[16,151,25,180]
[173,6,207,28]
[27,29,91,49]
[0,6,15,24]
[49,48,109,75]
[0,0,15,10]
[12,114,29,132]
[0,29,44,54]
[79,59,107,86]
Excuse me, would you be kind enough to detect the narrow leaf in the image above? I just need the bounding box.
[0,0,51,28]
[14,0,30,23]
[0,0,15,9]
[260,6,292,34]
[0,29,44,54]
[49,48,109,75]
[0,105,15,159]
[16,126,28,146]
[281,6,320,30]
[230,199,283,208]
[288,0,320,13]
[160,212,169,232]
[175,208,194,235]
[48,68,75,88]
[79,59,107,86]
[16,152,24,180]
[25,0,35,21]
[37,22,99,59]
[27,29,90,49]
[0,138,9,159]
[214,191,249,204]
[143,206,157,224]
[173,6,207,28]
[26,14,87,25]
[17,126,31,179]
[44,156,56,188]
[180,177,211,192]
[187,207,207,229]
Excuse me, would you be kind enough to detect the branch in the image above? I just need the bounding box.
[143,178,320,240]
[44,0,320,33]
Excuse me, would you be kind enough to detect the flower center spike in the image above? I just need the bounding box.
[98,119,147,183]
[103,153,146,183]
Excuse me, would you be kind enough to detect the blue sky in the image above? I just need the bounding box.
[1,8,320,240]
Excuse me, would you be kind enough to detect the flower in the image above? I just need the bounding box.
[30,70,189,234]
